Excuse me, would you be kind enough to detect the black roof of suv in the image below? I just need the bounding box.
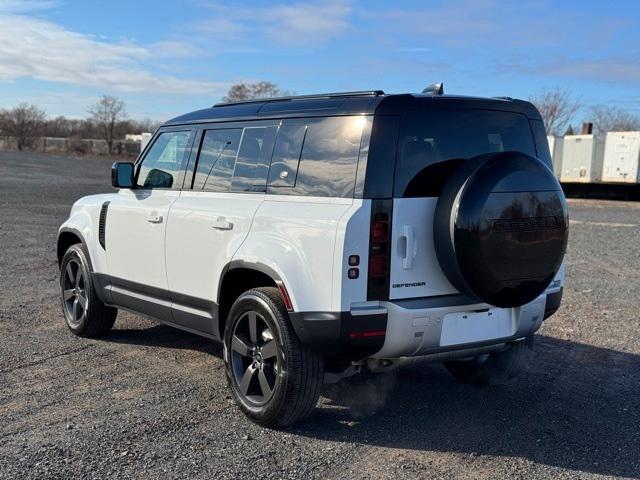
[165,91,542,126]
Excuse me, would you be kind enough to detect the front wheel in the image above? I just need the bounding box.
[443,335,534,386]
[60,244,117,337]
[223,287,324,428]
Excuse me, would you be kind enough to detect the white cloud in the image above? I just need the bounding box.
[0,0,58,13]
[265,1,352,46]
[194,0,353,48]
[0,13,228,95]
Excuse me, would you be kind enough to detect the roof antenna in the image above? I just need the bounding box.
[422,82,444,95]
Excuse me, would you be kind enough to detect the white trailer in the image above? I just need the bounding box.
[547,135,564,180]
[560,135,605,183]
[140,132,152,153]
[601,131,640,184]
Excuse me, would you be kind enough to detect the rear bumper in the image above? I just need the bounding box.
[290,289,562,360]
[372,293,548,358]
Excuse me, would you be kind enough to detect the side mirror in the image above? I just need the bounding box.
[111,162,135,188]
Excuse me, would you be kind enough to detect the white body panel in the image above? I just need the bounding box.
[601,131,640,184]
[106,189,179,290]
[334,199,370,311]
[388,197,456,300]
[60,193,115,274]
[547,135,564,180]
[560,135,605,183]
[165,191,264,304]
[236,195,354,312]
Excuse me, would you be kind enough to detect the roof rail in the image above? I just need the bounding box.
[213,90,385,107]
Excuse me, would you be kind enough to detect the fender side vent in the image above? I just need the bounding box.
[98,201,110,250]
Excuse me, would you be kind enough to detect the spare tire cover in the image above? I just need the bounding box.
[434,151,568,308]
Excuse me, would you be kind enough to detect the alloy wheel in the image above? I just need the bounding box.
[230,310,279,406]
[62,259,88,328]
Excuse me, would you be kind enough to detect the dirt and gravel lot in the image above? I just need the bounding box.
[0,151,639,480]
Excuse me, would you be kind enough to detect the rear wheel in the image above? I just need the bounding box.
[443,335,534,386]
[223,287,324,428]
[60,244,117,337]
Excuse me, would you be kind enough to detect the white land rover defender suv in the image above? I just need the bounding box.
[57,89,568,427]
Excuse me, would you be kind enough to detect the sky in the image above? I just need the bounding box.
[0,0,638,121]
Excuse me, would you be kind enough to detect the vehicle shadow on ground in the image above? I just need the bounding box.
[104,324,223,357]
[296,335,640,478]
[102,327,639,478]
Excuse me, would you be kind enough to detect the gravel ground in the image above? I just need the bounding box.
[0,151,639,480]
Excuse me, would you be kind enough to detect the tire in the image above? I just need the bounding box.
[443,335,534,386]
[223,287,324,428]
[59,244,117,337]
[434,152,568,308]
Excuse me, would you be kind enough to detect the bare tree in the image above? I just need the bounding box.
[529,88,581,136]
[88,95,127,154]
[222,81,289,103]
[588,105,640,136]
[0,103,46,150]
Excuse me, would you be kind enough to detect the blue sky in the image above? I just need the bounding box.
[0,0,638,121]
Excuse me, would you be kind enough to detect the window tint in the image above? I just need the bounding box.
[193,129,242,191]
[267,123,306,187]
[267,116,366,197]
[296,116,364,197]
[530,119,553,169]
[231,126,278,192]
[136,130,191,189]
[396,109,537,197]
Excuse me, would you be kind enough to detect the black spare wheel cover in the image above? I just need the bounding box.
[434,151,568,308]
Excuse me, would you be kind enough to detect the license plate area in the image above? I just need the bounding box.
[440,309,514,346]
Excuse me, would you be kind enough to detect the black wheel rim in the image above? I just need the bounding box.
[230,310,279,406]
[62,259,87,328]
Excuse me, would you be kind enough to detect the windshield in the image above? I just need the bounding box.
[395,109,538,197]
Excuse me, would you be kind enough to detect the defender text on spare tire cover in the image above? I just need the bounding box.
[434,151,568,308]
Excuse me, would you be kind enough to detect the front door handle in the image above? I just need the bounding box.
[212,217,233,230]
[145,212,163,224]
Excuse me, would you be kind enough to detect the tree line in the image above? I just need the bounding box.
[529,87,639,136]
[0,96,160,154]
[1,82,638,155]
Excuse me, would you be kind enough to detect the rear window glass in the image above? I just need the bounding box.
[267,116,365,198]
[395,109,537,197]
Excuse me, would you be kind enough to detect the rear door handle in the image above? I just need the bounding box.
[401,224,416,269]
[145,212,163,224]
[212,217,233,230]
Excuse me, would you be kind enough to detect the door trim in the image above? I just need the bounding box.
[92,273,219,338]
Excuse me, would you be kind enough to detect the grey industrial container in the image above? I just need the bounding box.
[560,134,605,183]
[601,131,640,184]
[547,135,564,180]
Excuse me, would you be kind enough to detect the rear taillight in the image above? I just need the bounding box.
[371,221,389,242]
[369,255,388,277]
[367,199,392,300]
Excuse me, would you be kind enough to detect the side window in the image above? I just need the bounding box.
[136,130,191,189]
[267,116,365,197]
[193,129,242,192]
[267,122,307,187]
[231,126,278,192]
[295,116,363,197]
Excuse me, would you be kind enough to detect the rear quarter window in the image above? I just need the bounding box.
[267,116,366,198]
[395,109,537,197]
